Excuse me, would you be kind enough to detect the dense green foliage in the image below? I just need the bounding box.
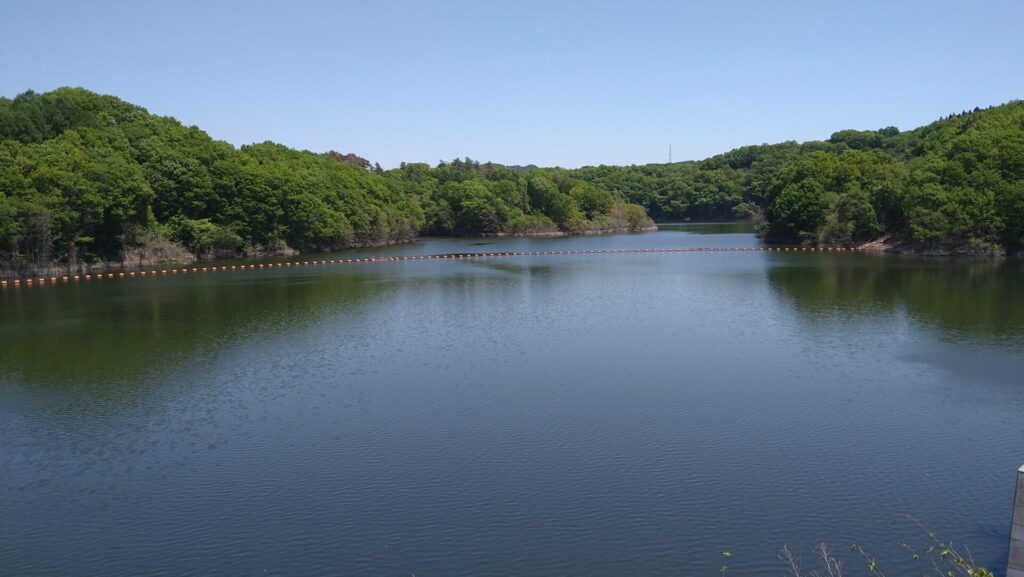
[569,142,802,222]
[385,159,652,237]
[568,102,1024,253]
[763,105,1024,251]
[2,87,1022,270]
[0,88,651,270]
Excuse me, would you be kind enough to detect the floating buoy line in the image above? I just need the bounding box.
[0,246,863,289]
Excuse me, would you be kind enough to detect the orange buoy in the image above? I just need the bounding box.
[13,279,20,286]
[85,274,92,280]
[1,280,7,287]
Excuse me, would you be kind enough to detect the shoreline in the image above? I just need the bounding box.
[853,236,1010,258]
[0,226,658,278]
[5,226,1017,279]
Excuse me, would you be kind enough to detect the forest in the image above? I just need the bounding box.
[0,88,652,271]
[1,87,1022,271]
[569,102,1024,254]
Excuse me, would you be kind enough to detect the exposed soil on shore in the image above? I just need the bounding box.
[854,235,1007,257]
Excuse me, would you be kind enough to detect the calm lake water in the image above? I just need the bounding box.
[2,224,1023,577]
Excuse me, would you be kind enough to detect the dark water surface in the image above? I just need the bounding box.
[2,226,1023,576]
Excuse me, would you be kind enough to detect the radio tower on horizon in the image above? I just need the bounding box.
[668,144,672,164]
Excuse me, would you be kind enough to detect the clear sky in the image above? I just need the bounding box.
[2,0,1022,168]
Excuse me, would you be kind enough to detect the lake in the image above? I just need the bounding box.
[2,224,1022,577]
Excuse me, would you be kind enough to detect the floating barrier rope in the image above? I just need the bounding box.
[0,246,864,289]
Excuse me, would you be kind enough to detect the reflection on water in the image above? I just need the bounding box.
[0,272,379,390]
[1,229,1022,577]
[767,254,1024,341]
[655,221,756,234]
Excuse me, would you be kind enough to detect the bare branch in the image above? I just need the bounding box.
[780,545,803,577]
[816,543,843,577]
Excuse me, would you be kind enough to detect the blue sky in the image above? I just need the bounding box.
[2,0,1022,168]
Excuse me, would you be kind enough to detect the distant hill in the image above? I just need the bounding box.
[567,101,1024,253]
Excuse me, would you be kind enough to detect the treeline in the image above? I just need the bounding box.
[2,88,1022,271]
[385,159,652,237]
[763,104,1024,252]
[567,102,1024,253]
[0,88,652,271]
